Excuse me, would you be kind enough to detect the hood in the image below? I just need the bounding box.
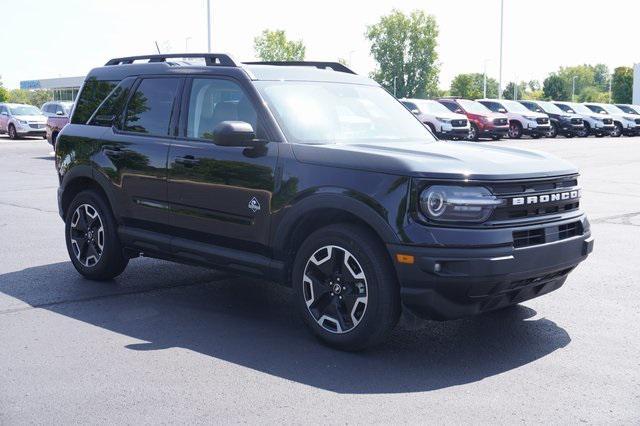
[292,140,577,180]
[15,114,46,123]
[435,111,468,121]
[524,111,549,119]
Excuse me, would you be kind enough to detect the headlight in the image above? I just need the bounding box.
[523,115,537,120]
[436,117,451,122]
[624,116,636,121]
[419,186,503,223]
[17,119,28,124]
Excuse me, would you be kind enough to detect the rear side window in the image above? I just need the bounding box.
[71,78,119,124]
[440,101,458,113]
[88,78,135,127]
[482,101,502,113]
[124,78,180,136]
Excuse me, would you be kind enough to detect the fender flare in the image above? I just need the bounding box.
[271,192,400,253]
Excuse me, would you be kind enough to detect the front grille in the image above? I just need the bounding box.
[571,118,583,125]
[451,119,467,127]
[493,118,508,126]
[603,118,613,125]
[536,117,549,125]
[29,123,44,129]
[488,176,580,222]
[512,221,583,248]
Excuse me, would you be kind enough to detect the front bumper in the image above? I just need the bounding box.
[16,123,46,136]
[439,127,470,138]
[479,126,509,138]
[523,124,551,136]
[389,216,593,320]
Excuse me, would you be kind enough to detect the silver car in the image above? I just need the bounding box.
[554,102,615,137]
[400,98,470,139]
[41,101,74,118]
[584,103,640,137]
[0,103,47,139]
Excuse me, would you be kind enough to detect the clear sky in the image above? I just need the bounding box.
[1,0,638,89]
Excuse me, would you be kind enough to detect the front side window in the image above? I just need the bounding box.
[255,81,435,144]
[586,105,607,114]
[186,78,259,140]
[457,99,492,115]
[124,78,179,136]
[89,78,135,127]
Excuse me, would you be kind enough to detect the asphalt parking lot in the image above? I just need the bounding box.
[1,135,639,424]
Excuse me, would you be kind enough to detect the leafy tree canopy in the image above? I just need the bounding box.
[254,29,305,61]
[449,73,498,99]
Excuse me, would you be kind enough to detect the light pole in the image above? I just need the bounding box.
[572,76,578,102]
[206,0,212,53]
[483,59,491,98]
[393,76,398,97]
[498,0,504,99]
[609,75,612,102]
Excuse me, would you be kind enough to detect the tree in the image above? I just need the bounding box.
[611,66,633,104]
[254,29,305,61]
[593,64,610,92]
[449,73,498,99]
[502,81,528,100]
[528,80,541,92]
[6,89,53,107]
[543,74,569,100]
[0,77,8,102]
[366,9,439,98]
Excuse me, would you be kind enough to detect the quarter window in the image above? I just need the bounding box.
[71,78,119,124]
[124,78,180,136]
[186,78,259,140]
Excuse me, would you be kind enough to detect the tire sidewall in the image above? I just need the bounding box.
[8,124,17,139]
[64,190,126,280]
[292,224,398,350]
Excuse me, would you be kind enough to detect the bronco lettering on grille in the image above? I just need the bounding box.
[512,190,580,206]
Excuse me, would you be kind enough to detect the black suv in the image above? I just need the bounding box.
[55,54,593,350]
[519,100,584,138]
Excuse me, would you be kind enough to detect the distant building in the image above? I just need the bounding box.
[20,76,85,101]
[634,64,640,105]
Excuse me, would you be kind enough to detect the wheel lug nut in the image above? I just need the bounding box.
[339,296,342,299]
[342,286,346,290]
[331,293,334,296]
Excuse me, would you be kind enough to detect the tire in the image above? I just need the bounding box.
[42,135,47,140]
[577,122,590,138]
[65,190,128,280]
[426,123,437,138]
[547,122,558,138]
[292,223,400,351]
[530,133,542,139]
[8,124,18,140]
[611,122,623,138]
[468,123,479,141]
[508,121,523,139]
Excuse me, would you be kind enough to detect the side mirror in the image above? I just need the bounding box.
[213,121,262,147]
[411,109,420,115]
[498,108,507,113]
[56,110,64,116]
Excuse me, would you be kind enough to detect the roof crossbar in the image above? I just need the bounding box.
[242,61,356,74]
[105,53,237,67]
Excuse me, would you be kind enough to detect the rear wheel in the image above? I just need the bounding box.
[547,122,558,138]
[611,122,623,137]
[577,122,590,138]
[65,190,128,280]
[292,223,400,351]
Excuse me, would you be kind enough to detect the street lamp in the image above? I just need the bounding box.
[498,0,504,99]
[483,59,491,98]
[572,76,578,102]
[206,0,212,52]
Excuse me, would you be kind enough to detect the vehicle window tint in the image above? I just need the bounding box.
[186,78,260,140]
[71,78,119,124]
[439,101,457,112]
[401,101,418,111]
[89,78,135,127]
[124,78,179,136]
[483,102,501,113]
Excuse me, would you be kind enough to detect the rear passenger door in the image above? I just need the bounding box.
[0,105,8,131]
[166,76,278,254]
[96,76,183,233]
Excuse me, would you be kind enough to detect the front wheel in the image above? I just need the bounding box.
[611,122,623,137]
[508,122,523,139]
[8,124,18,140]
[65,190,128,280]
[577,122,590,138]
[547,123,558,138]
[468,123,479,141]
[292,223,400,351]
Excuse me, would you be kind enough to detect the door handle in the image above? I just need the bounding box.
[103,146,124,157]
[175,155,200,166]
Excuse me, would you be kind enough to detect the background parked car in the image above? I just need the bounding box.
[0,103,47,139]
[554,102,615,137]
[43,102,74,146]
[614,104,640,123]
[400,98,470,139]
[584,103,640,137]
[437,98,509,141]
[477,99,550,139]
[519,100,584,138]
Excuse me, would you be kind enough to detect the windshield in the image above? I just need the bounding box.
[521,102,543,113]
[457,99,492,115]
[9,105,42,116]
[416,100,452,115]
[62,102,74,114]
[616,105,638,114]
[502,100,532,113]
[255,81,435,144]
[586,104,607,114]
[567,103,593,114]
[537,101,566,115]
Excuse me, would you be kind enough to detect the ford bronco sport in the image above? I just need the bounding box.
[55,54,593,351]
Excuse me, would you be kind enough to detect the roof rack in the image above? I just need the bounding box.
[105,53,237,67]
[243,61,356,74]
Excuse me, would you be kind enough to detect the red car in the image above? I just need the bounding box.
[437,98,509,141]
[42,101,73,146]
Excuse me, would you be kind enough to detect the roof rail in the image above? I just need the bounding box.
[243,61,356,74]
[105,53,237,67]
